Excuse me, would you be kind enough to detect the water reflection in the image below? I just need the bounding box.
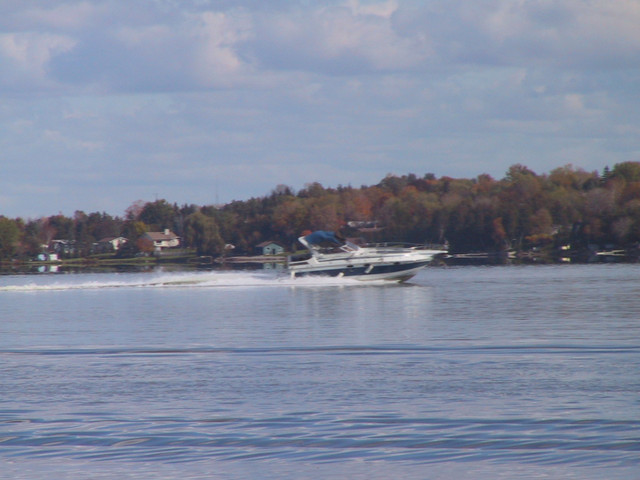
[286,283,434,345]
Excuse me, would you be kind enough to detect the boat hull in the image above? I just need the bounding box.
[289,260,432,282]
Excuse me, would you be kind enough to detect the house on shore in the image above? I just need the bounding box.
[37,253,59,262]
[142,229,180,252]
[255,241,284,256]
[95,236,128,253]
[51,239,77,256]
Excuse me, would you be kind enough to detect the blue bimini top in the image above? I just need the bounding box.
[304,231,343,246]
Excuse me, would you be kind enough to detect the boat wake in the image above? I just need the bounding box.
[0,270,389,292]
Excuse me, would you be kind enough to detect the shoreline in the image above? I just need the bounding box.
[2,251,638,275]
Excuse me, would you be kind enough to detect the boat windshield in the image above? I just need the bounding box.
[304,231,343,247]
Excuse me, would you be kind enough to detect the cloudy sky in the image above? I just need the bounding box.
[1,0,639,218]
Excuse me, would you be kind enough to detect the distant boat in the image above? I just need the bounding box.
[287,231,447,282]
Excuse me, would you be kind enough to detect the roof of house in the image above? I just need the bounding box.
[144,231,179,241]
[97,236,126,243]
[256,240,283,248]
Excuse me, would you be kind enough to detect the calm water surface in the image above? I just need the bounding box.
[1,264,639,479]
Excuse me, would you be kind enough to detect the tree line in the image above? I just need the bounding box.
[1,162,639,261]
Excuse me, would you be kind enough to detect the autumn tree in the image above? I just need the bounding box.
[340,188,373,222]
[0,217,20,259]
[307,194,342,231]
[47,214,74,240]
[273,199,308,240]
[3,161,639,260]
[184,211,224,256]
[139,200,176,230]
[611,161,640,183]
[379,186,440,243]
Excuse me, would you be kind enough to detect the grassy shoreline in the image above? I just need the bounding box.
[0,253,289,273]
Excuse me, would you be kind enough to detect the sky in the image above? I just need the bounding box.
[1,0,639,219]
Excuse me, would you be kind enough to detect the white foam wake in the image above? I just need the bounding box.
[0,270,379,292]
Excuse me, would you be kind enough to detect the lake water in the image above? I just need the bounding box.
[1,264,638,479]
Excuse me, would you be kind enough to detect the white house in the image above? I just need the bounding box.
[96,236,128,252]
[51,239,77,256]
[142,229,180,251]
[255,241,285,255]
[37,253,59,262]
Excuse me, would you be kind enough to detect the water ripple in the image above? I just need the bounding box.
[1,414,638,466]
[1,344,637,357]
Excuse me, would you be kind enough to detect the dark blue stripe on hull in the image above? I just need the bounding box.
[293,261,430,279]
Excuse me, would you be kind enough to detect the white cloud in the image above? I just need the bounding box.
[346,0,398,18]
[0,0,638,217]
[191,10,254,86]
[3,0,636,92]
[17,1,100,31]
[251,2,431,74]
[477,0,640,68]
[0,32,76,87]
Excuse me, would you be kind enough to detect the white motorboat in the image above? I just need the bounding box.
[287,231,447,282]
